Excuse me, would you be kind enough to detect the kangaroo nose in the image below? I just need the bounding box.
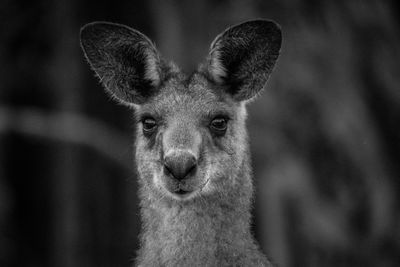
[164,152,197,181]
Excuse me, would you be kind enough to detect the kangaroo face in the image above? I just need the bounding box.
[134,74,248,199]
[80,20,281,201]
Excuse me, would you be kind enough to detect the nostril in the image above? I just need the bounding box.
[186,163,197,175]
[163,153,197,181]
[163,163,175,178]
[163,164,171,175]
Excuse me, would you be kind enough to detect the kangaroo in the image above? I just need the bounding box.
[80,19,281,266]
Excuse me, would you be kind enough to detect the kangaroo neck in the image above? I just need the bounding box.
[138,193,254,266]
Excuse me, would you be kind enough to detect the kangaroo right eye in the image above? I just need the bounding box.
[210,117,228,136]
[142,118,157,135]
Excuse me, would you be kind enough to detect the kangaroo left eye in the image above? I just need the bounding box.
[142,118,157,135]
[210,117,227,135]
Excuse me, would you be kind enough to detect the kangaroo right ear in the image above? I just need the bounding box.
[80,22,162,105]
[206,20,282,102]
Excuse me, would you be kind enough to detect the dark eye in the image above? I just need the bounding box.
[142,117,157,135]
[210,117,228,135]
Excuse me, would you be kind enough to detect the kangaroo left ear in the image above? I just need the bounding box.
[80,22,162,105]
[206,20,282,101]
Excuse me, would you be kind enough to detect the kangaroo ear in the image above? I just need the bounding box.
[207,20,282,101]
[80,22,161,105]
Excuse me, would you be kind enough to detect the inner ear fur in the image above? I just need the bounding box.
[80,22,162,105]
[207,19,282,101]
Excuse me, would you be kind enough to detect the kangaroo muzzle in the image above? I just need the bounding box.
[163,150,197,181]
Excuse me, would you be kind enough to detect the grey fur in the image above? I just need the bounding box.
[80,19,281,267]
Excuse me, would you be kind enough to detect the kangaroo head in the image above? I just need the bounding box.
[80,20,281,202]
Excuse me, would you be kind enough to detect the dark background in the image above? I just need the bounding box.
[1,0,400,266]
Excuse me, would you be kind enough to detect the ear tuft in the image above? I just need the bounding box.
[80,22,162,105]
[207,19,282,101]
[208,41,228,84]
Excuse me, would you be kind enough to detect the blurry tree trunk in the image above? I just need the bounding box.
[149,0,211,71]
[0,147,12,266]
[149,0,184,67]
[47,0,82,266]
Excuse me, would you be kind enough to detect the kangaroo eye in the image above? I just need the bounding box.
[210,117,228,135]
[142,118,157,135]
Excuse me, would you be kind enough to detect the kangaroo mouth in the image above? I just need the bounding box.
[174,188,190,195]
[167,178,210,199]
[162,173,210,199]
[173,183,194,195]
[168,186,195,199]
[166,182,198,199]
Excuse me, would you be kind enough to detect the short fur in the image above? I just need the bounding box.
[80,19,282,267]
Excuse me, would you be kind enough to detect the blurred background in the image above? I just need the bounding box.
[1,0,400,266]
